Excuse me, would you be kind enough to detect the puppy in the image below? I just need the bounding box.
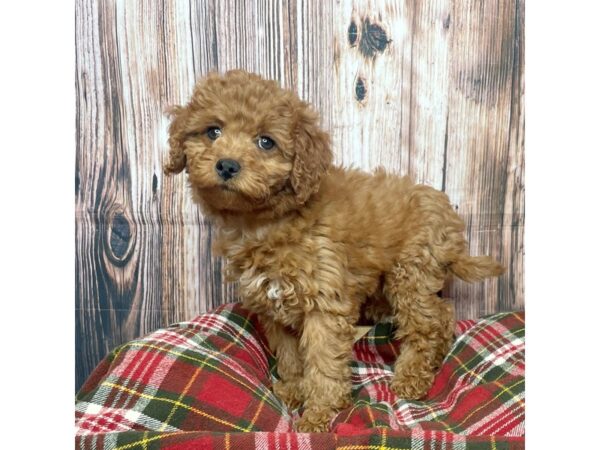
[164,70,504,432]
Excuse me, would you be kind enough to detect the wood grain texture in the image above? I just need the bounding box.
[75,0,524,390]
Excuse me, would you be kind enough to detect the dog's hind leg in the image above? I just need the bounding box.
[384,250,455,400]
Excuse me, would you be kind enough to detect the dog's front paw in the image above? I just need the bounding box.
[296,406,335,432]
[390,370,434,400]
[273,379,304,410]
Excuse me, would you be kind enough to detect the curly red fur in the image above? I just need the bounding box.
[164,70,505,432]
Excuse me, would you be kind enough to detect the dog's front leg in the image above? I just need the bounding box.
[296,311,354,432]
[263,320,305,410]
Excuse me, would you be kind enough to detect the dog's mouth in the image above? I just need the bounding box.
[217,183,248,198]
[190,172,288,213]
[215,180,273,202]
[211,182,259,202]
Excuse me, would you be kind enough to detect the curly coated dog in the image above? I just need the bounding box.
[164,70,504,432]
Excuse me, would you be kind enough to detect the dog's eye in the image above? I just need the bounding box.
[257,136,276,151]
[206,127,222,141]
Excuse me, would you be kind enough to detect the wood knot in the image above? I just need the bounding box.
[348,20,358,46]
[105,209,135,266]
[355,77,367,102]
[443,14,451,30]
[152,173,158,195]
[359,18,389,58]
[75,172,80,195]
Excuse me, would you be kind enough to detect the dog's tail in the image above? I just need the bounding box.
[450,254,505,283]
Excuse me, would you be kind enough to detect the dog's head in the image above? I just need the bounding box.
[164,70,332,217]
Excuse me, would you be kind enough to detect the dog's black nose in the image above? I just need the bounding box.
[215,159,241,180]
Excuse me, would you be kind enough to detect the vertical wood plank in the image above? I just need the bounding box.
[442,0,523,319]
[295,0,335,130]
[160,0,211,321]
[404,0,452,189]
[333,0,406,170]
[498,0,524,314]
[332,0,451,184]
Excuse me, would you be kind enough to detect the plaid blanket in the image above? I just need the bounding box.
[76,303,525,449]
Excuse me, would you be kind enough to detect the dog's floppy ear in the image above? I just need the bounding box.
[291,107,333,204]
[163,105,190,175]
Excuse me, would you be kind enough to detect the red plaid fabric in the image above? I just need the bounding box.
[76,303,525,449]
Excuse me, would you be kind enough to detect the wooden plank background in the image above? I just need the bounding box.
[75,0,524,390]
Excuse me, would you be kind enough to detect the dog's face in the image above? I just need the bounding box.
[164,70,332,217]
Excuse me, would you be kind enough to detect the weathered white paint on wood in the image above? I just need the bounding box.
[75,0,524,389]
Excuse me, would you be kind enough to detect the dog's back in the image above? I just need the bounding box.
[308,166,504,297]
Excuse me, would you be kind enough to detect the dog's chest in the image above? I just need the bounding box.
[216,226,309,329]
